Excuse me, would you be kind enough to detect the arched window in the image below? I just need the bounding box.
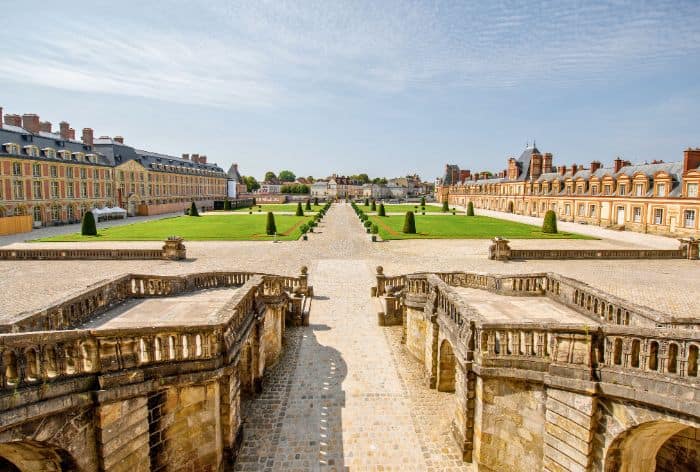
[613,338,623,365]
[630,339,640,368]
[667,343,678,374]
[648,341,659,371]
[688,345,698,377]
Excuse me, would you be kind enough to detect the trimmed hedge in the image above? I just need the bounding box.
[81,211,97,236]
[402,211,416,234]
[543,210,558,234]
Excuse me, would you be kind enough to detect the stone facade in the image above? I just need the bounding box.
[373,268,700,471]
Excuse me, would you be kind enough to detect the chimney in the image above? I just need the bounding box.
[577,164,584,172]
[114,136,124,144]
[558,165,566,176]
[542,153,553,173]
[59,121,70,140]
[0,107,3,129]
[81,128,94,147]
[22,114,40,134]
[569,163,578,175]
[590,161,601,173]
[530,151,543,180]
[182,153,189,160]
[40,121,52,133]
[613,157,623,173]
[200,155,207,164]
[5,114,21,126]
[68,128,75,140]
[683,148,700,174]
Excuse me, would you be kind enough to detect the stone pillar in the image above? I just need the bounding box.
[220,371,243,465]
[489,237,511,261]
[96,396,151,472]
[543,387,597,472]
[679,237,699,260]
[161,237,186,260]
[298,266,308,293]
[375,266,386,296]
[424,317,439,388]
[452,361,476,462]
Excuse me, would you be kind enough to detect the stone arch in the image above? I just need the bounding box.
[437,339,456,392]
[0,440,78,471]
[604,420,698,472]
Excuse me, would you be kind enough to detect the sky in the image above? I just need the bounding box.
[1,0,699,181]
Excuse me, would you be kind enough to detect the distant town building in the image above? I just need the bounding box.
[436,144,700,237]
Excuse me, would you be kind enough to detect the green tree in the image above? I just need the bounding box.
[402,211,416,234]
[264,171,277,182]
[467,201,475,216]
[278,170,296,182]
[305,200,311,210]
[243,176,260,192]
[442,201,449,212]
[371,200,376,211]
[364,198,369,206]
[266,212,277,235]
[295,202,304,216]
[371,223,379,234]
[543,210,558,234]
[378,203,386,217]
[314,197,319,205]
[81,211,97,236]
[190,201,200,217]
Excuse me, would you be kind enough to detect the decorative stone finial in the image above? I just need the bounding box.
[376,266,384,275]
[300,266,308,275]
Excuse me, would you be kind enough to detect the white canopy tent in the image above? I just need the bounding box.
[91,207,127,222]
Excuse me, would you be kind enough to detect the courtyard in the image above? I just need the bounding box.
[0,203,697,471]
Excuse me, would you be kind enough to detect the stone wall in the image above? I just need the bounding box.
[96,397,150,472]
[405,306,426,363]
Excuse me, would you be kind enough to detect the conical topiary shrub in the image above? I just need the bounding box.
[543,210,558,234]
[403,211,416,234]
[190,201,200,217]
[467,201,475,216]
[378,203,386,217]
[266,212,277,235]
[442,201,449,212]
[371,200,376,211]
[305,200,311,211]
[420,196,426,206]
[364,198,369,206]
[314,197,319,205]
[296,202,304,216]
[81,210,97,236]
[223,199,232,211]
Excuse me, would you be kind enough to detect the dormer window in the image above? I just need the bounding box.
[24,145,40,157]
[42,148,57,159]
[687,183,698,198]
[635,183,644,196]
[72,152,85,162]
[618,184,626,195]
[656,182,666,197]
[59,150,71,160]
[4,143,21,154]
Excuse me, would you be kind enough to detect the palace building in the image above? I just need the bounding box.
[0,107,228,225]
[436,145,700,237]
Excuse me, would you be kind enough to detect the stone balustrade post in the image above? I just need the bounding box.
[375,266,386,296]
[162,236,186,260]
[679,237,699,260]
[298,266,308,293]
[488,237,511,261]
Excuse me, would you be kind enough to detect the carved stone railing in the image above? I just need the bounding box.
[0,270,311,393]
[0,237,188,261]
[374,269,697,329]
[1,269,313,334]
[489,237,699,261]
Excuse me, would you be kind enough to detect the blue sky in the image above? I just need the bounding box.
[1,1,699,181]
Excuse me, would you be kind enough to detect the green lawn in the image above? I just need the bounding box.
[35,215,315,241]
[369,214,594,240]
[363,204,445,213]
[232,204,323,213]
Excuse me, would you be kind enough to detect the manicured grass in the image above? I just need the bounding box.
[365,204,444,213]
[369,214,594,240]
[232,204,323,213]
[35,215,315,241]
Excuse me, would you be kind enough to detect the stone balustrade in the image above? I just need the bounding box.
[2,269,313,334]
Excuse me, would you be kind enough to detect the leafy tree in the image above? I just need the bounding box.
[467,201,475,216]
[281,184,309,194]
[295,202,304,216]
[378,203,386,217]
[278,170,296,182]
[543,210,558,233]
[372,177,388,185]
[190,201,200,217]
[442,201,449,212]
[266,212,277,235]
[307,176,315,183]
[81,211,97,236]
[371,223,379,234]
[264,171,277,182]
[243,176,260,192]
[402,211,416,234]
[305,200,311,210]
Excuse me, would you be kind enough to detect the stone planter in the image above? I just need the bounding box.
[371,235,377,242]
[302,234,308,241]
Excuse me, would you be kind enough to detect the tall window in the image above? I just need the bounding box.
[93,169,99,179]
[618,184,626,195]
[633,207,642,223]
[12,162,22,176]
[32,181,42,199]
[66,167,74,179]
[32,164,41,177]
[578,204,585,216]
[51,181,59,198]
[67,205,74,221]
[67,183,74,198]
[685,210,696,228]
[635,183,644,196]
[80,182,88,198]
[52,206,61,221]
[589,205,597,217]
[80,168,87,180]
[654,208,663,225]
[565,203,571,215]
[33,206,41,222]
[687,183,698,198]
[50,166,58,178]
[13,180,24,199]
[94,183,100,197]
[604,184,611,195]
